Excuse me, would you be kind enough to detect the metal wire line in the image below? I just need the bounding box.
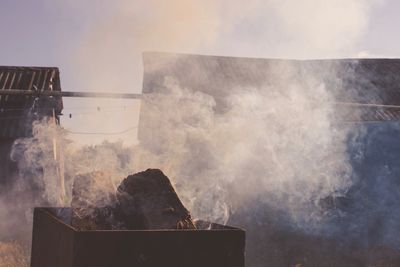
[0,105,138,112]
[63,126,138,135]
[0,108,138,120]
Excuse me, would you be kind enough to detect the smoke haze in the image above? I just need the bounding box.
[58,0,382,144]
[1,0,396,266]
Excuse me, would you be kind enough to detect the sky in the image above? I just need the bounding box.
[0,0,399,145]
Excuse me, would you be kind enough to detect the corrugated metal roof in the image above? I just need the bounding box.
[142,52,400,122]
[0,66,63,138]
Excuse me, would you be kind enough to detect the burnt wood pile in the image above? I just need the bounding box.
[71,169,195,230]
[71,171,119,230]
[32,169,245,267]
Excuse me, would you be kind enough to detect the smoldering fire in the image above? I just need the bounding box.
[2,54,400,266]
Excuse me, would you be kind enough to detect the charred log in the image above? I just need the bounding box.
[116,169,196,230]
[71,169,195,230]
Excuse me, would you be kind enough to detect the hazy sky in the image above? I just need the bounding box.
[0,0,399,144]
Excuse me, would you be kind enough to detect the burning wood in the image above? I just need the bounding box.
[117,169,195,230]
[71,169,195,230]
[71,171,121,230]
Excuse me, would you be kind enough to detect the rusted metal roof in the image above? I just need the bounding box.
[142,52,400,122]
[0,66,63,138]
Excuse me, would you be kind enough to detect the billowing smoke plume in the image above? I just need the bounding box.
[6,61,358,229]
[0,0,387,266]
[58,0,381,144]
[135,65,357,228]
[1,120,135,239]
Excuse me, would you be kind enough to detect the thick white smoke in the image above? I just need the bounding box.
[0,0,385,266]
[135,64,357,228]
[2,120,135,239]
[57,0,381,144]
[5,65,357,228]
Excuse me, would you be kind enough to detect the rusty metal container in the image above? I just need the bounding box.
[30,208,245,267]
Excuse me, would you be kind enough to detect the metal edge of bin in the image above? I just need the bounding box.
[31,207,246,267]
[31,208,75,267]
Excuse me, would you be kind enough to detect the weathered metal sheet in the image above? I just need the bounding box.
[141,52,400,123]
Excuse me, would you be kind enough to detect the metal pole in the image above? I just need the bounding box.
[0,89,142,99]
[3,89,400,109]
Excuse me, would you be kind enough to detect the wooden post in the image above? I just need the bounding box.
[52,108,66,205]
